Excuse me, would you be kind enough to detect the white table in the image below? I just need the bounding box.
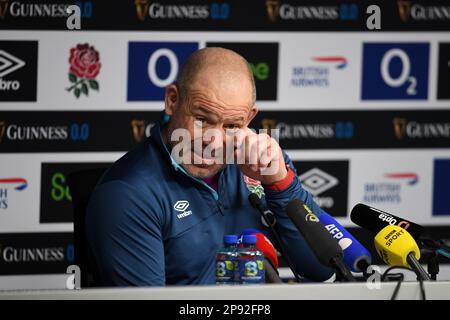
[1,281,449,300]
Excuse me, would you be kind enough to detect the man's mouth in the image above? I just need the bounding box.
[193,163,212,169]
[192,150,217,166]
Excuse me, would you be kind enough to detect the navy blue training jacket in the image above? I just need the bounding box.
[86,122,335,286]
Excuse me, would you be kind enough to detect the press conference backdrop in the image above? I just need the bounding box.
[1,0,450,289]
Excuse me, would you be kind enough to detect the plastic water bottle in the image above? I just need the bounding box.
[237,235,265,284]
[215,235,238,285]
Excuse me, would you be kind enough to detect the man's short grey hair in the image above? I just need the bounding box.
[176,47,257,105]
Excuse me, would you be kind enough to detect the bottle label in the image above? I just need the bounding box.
[215,259,235,284]
[238,258,265,284]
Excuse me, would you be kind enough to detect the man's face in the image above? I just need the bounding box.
[165,70,256,179]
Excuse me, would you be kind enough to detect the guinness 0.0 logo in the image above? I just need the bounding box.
[0,0,10,19]
[398,0,411,22]
[0,121,6,143]
[131,120,146,143]
[135,0,149,21]
[393,117,407,140]
[261,118,277,131]
[266,0,280,22]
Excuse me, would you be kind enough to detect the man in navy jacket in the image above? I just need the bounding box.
[86,47,335,286]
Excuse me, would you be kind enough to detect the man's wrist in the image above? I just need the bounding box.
[262,165,295,191]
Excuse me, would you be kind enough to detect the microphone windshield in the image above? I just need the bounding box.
[374,225,421,268]
[318,213,372,272]
[350,203,424,240]
[286,199,342,267]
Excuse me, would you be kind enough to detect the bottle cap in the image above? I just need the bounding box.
[223,235,238,245]
[242,235,256,245]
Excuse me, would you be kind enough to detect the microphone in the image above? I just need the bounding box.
[248,193,301,282]
[318,213,372,273]
[351,203,425,240]
[248,193,276,227]
[286,199,355,282]
[240,229,282,283]
[374,225,430,281]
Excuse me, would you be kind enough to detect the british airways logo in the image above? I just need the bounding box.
[384,172,419,186]
[363,172,419,204]
[0,178,28,190]
[0,177,28,210]
[174,200,192,219]
[291,55,348,88]
[312,56,348,69]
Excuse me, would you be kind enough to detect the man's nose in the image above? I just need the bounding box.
[202,129,224,148]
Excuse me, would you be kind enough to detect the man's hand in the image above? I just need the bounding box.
[233,128,287,185]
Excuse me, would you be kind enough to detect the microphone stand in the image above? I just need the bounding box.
[330,257,356,282]
[406,253,431,281]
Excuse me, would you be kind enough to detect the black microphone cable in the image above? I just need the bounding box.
[382,266,426,300]
[248,193,302,283]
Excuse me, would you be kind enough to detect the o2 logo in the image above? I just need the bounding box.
[147,49,178,88]
[380,49,417,95]
[361,43,429,100]
[127,42,199,101]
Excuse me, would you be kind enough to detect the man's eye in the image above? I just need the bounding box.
[195,118,206,124]
[224,124,240,129]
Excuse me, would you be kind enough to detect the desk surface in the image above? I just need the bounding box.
[1,281,449,300]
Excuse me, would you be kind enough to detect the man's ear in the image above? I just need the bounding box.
[164,84,179,116]
[246,105,259,125]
